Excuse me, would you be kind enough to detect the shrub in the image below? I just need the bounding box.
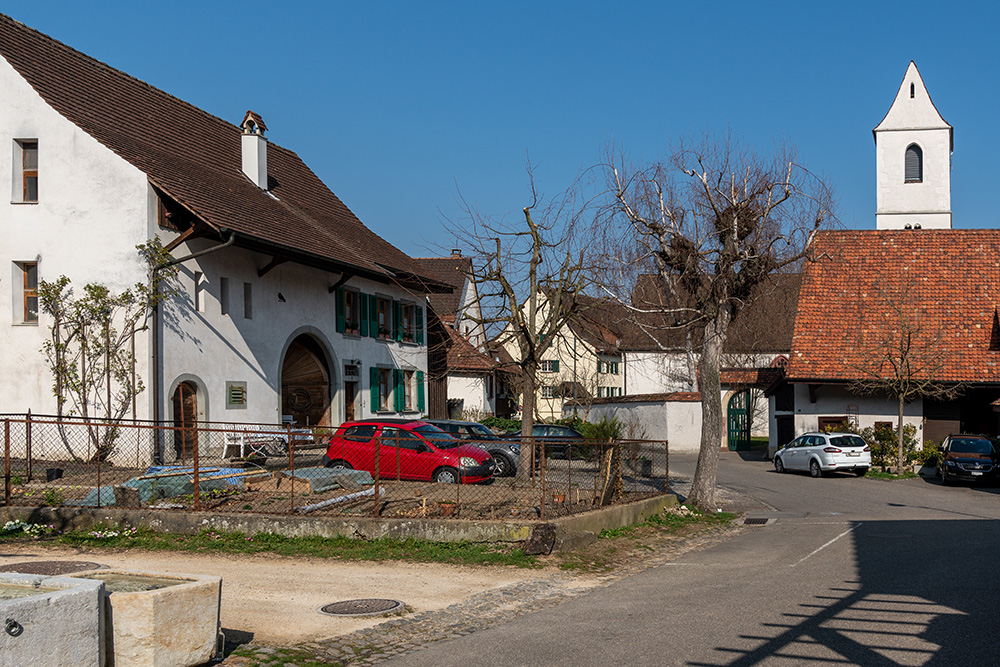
[915,439,942,467]
[481,416,521,433]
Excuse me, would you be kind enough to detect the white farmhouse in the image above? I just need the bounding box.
[0,14,449,463]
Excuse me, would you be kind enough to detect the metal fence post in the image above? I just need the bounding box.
[192,421,201,512]
[287,422,294,514]
[4,419,10,506]
[539,442,546,520]
[372,435,381,516]
[25,410,32,482]
[664,440,670,494]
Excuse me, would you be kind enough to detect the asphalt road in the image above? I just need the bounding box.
[385,451,1000,666]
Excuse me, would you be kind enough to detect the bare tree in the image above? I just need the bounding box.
[849,282,961,472]
[448,164,594,482]
[598,136,834,510]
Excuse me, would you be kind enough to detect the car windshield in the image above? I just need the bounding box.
[414,425,462,448]
[466,424,499,440]
[831,436,867,449]
[950,438,994,454]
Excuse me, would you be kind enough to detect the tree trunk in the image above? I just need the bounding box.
[688,311,730,511]
[896,393,905,473]
[516,365,536,484]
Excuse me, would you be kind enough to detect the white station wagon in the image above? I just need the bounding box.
[774,432,871,478]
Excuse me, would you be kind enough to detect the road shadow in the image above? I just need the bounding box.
[693,519,1000,665]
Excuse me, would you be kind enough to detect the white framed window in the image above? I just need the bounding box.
[13,140,38,203]
[243,282,253,319]
[540,385,556,399]
[13,261,38,324]
[540,360,560,373]
[402,369,415,410]
[599,360,620,374]
[193,271,204,312]
[219,277,230,315]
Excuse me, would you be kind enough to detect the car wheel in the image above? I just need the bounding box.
[493,454,514,477]
[854,467,868,477]
[774,457,785,474]
[434,467,459,484]
[809,460,823,478]
[324,459,352,470]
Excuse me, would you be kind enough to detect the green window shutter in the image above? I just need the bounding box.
[393,301,402,342]
[359,292,369,337]
[552,360,560,372]
[370,367,380,412]
[369,294,379,337]
[335,288,346,333]
[416,371,425,412]
[415,306,424,344]
[394,369,404,411]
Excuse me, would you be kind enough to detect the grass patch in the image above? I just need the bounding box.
[11,524,538,568]
[865,469,919,481]
[558,507,737,573]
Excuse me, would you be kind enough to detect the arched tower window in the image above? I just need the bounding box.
[905,144,923,182]
[910,83,915,98]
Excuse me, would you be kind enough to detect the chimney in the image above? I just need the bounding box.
[451,248,462,257]
[240,110,268,189]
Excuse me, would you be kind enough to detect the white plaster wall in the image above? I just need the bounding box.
[0,55,152,417]
[584,400,702,453]
[624,351,693,395]
[447,374,492,415]
[161,245,428,429]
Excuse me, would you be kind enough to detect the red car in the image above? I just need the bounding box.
[322,419,495,483]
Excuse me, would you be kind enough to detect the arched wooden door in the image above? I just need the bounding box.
[281,337,332,428]
[727,390,750,451]
[172,381,198,460]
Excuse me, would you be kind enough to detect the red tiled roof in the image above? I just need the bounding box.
[720,367,784,387]
[442,323,495,373]
[787,230,1000,383]
[0,14,443,289]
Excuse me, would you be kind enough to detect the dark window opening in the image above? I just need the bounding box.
[905,144,923,183]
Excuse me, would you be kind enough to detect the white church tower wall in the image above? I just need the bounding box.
[874,61,953,230]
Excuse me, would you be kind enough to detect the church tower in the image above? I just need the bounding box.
[874,62,953,229]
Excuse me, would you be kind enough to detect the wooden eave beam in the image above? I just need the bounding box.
[258,256,289,278]
[164,226,198,252]
[328,273,354,294]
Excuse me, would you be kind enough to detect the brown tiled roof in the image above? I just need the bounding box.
[626,273,801,353]
[415,256,472,318]
[787,230,1000,383]
[0,14,444,289]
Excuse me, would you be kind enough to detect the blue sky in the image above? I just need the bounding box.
[13,2,1000,255]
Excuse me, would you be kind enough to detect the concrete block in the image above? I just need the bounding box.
[71,570,221,667]
[0,573,105,667]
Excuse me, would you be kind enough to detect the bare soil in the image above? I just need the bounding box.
[0,542,551,645]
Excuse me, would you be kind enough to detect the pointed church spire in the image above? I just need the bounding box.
[873,62,953,230]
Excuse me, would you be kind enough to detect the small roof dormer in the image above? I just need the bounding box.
[241,110,268,189]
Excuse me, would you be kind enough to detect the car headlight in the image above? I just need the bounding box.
[945,460,958,467]
[509,445,520,453]
[460,457,479,467]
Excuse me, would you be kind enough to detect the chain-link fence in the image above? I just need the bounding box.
[2,415,669,520]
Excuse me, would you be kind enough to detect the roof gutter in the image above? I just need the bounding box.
[150,231,236,460]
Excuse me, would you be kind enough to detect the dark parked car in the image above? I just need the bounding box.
[938,435,998,485]
[322,419,494,483]
[423,419,521,477]
[509,424,587,459]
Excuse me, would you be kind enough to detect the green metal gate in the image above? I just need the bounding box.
[727,390,750,451]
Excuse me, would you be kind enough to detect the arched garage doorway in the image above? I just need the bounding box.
[281,335,333,428]
[727,389,750,451]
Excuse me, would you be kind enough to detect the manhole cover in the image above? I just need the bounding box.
[0,561,105,576]
[318,598,405,617]
[743,518,769,526]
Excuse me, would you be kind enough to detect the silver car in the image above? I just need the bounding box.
[774,432,871,478]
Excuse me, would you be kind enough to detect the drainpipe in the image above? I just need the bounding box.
[151,231,236,460]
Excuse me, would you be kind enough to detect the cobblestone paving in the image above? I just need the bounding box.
[216,480,755,667]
